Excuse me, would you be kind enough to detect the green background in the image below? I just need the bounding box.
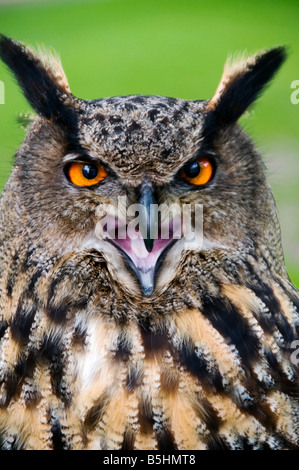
[0,0,298,285]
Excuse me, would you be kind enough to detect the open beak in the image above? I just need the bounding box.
[103,182,180,296]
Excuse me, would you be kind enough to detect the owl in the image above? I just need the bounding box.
[0,35,298,451]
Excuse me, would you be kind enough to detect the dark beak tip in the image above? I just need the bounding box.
[144,237,155,253]
[142,285,154,297]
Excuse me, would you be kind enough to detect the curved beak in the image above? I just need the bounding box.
[138,180,158,253]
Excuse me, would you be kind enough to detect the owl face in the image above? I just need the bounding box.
[0,36,286,298]
[67,95,209,296]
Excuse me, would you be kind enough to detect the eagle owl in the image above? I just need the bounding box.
[0,35,298,451]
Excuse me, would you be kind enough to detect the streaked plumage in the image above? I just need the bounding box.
[0,35,298,450]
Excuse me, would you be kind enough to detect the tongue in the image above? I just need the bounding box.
[113,230,173,295]
[119,233,172,268]
[100,216,182,296]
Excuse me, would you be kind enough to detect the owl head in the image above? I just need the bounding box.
[0,36,286,299]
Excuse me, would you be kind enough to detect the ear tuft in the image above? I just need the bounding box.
[0,34,72,123]
[206,47,287,125]
[35,45,71,95]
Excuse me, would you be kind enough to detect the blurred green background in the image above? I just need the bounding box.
[0,0,298,285]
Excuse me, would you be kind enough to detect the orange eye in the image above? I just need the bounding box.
[181,158,214,186]
[67,162,108,187]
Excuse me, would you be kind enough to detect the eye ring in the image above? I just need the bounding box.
[65,161,108,187]
[181,157,214,186]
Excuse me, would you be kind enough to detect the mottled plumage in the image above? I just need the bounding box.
[0,35,298,450]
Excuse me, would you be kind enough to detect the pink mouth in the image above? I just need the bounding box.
[102,217,182,296]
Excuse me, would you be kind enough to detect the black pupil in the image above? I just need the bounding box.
[82,163,98,180]
[184,161,200,178]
